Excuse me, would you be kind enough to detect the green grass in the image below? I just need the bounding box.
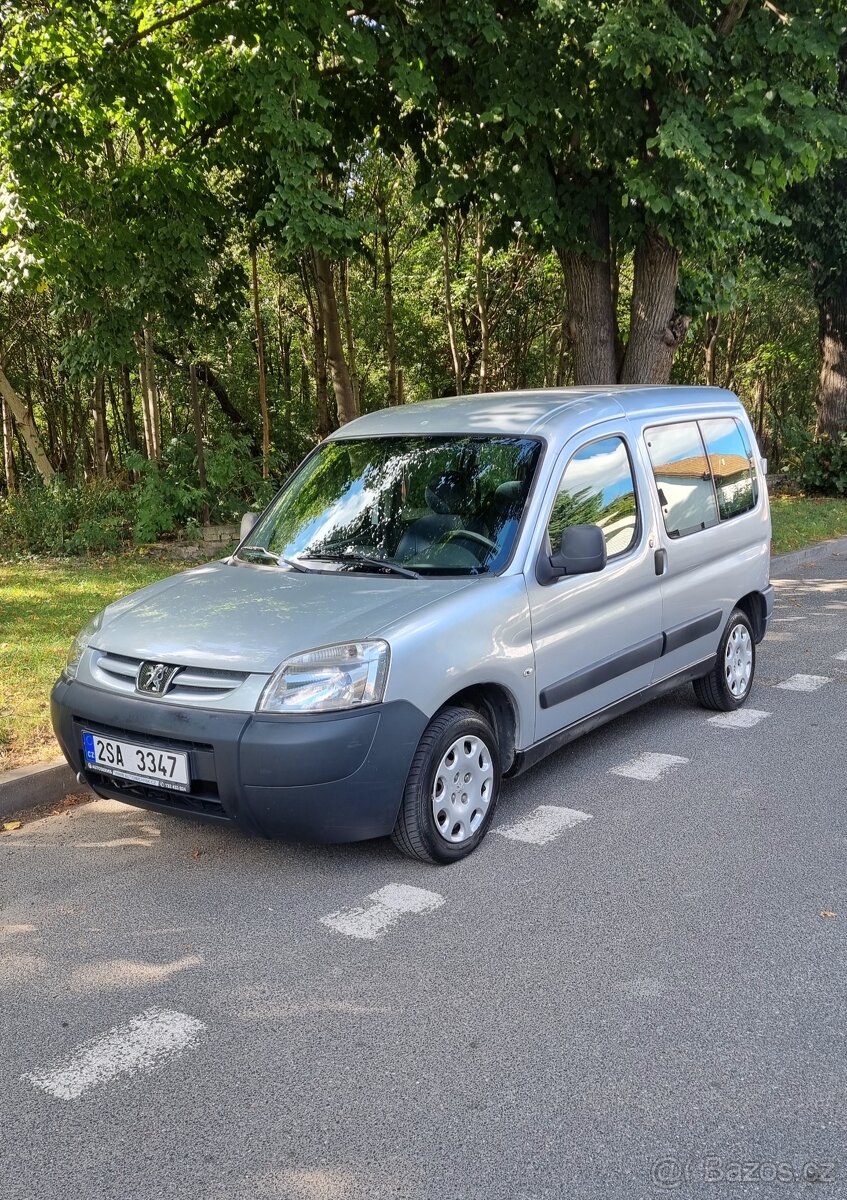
[1,491,845,771]
[0,556,181,771]
[770,494,847,555]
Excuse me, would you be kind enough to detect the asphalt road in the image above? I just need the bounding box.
[2,551,846,1200]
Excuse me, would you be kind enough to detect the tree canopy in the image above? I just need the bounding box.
[1,0,846,537]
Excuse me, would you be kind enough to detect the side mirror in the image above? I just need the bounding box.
[537,523,607,585]
[240,512,259,542]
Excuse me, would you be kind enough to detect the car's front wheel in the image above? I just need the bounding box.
[391,705,501,863]
[693,607,756,711]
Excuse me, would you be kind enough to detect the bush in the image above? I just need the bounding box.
[0,430,284,556]
[128,428,277,542]
[0,479,134,556]
[793,433,847,497]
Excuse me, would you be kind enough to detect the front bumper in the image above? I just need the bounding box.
[51,679,428,843]
[762,584,776,641]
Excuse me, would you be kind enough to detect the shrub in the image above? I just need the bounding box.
[0,479,134,556]
[793,433,847,497]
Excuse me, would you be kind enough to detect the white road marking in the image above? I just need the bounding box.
[833,649,847,662]
[495,805,592,845]
[773,616,805,623]
[320,884,445,941]
[609,752,689,781]
[23,1008,206,1100]
[775,674,832,692]
[707,708,771,730]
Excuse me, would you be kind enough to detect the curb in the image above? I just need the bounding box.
[770,533,847,574]
[0,757,85,823]
[2,532,846,821]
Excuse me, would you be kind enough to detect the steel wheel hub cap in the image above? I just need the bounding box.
[724,623,753,697]
[431,734,494,844]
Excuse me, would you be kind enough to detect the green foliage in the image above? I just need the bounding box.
[0,479,133,555]
[405,0,845,316]
[792,433,847,496]
[129,428,276,542]
[0,429,277,554]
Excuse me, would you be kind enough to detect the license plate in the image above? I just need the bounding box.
[82,731,190,793]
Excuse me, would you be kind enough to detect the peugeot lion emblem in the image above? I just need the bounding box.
[136,661,180,695]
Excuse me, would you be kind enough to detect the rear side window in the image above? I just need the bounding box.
[645,422,719,538]
[699,418,758,519]
[548,436,639,558]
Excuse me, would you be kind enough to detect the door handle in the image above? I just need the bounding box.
[654,548,668,576]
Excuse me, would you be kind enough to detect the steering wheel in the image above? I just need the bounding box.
[438,528,499,554]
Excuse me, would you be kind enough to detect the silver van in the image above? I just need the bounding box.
[52,386,773,862]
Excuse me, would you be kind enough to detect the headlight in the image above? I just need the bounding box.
[257,640,390,714]
[63,612,104,681]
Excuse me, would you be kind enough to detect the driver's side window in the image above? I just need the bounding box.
[547,436,639,558]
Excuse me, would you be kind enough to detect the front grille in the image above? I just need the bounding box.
[86,770,227,817]
[91,652,248,701]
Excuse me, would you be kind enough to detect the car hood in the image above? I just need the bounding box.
[92,560,474,673]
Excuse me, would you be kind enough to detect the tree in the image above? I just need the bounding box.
[783,43,847,437]
[400,0,846,384]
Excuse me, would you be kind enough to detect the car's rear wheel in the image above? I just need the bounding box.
[693,608,755,711]
[391,705,501,863]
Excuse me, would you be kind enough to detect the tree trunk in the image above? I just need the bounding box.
[250,247,271,478]
[560,205,617,385]
[814,290,847,438]
[442,220,463,395]
[92,374,108,479]
[1,394,16,493]
[190,363,210,526]
[338,258,360,414]
[0,364,55,483]
[475,211,490,392]
[279,328,293,459]
[754,376,766,446]
[137,326,161,460]
[152,344,252,435]
[313,252,357,425]
[378,196,399,406]
[704,314,721,387]
[120,364,139,454]
[619,228,690,384]
[301,263,332,441]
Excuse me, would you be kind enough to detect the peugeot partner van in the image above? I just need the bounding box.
[52,386,773,863]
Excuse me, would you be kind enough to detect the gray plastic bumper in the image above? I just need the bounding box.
[51,678,428,843]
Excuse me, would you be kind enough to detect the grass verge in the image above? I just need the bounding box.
[770,495,847,555]
[1,557,180,772]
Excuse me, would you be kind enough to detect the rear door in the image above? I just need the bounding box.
[525,423,664,744]
[640,415,763,683]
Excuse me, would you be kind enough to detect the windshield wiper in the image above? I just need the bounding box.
[238,545,309,572]
[303,552,419,579]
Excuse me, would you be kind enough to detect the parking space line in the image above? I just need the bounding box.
[22,1008,206,1101]
[609,752,689,781]
[775,674,832,692]
[833,650,847,662]
[320,884,445,941]
[707,708,771,730]
[495,805,592,845]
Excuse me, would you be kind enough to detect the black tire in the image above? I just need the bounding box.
[391,705,501,864]
[692,607,756,712]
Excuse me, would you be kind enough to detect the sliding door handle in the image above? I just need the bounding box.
[654,548,668,576]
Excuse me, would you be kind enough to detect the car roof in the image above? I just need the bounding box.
[330,386,742,442]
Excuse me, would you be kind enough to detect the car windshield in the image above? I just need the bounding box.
[240,435,542,576]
